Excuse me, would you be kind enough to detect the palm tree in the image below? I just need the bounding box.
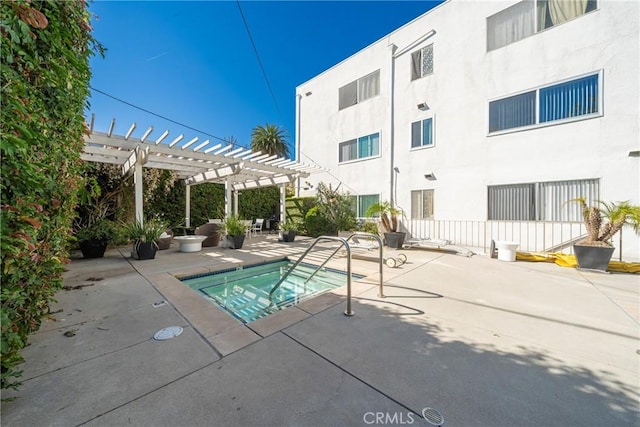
[251,123,290,158]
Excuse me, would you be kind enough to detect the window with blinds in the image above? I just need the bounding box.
[338,70,380,110]
[487,178,599,221]
[489,72,600,133]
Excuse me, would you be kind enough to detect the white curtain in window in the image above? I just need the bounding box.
[339,140,357,162]
[339,81,357,110]
[411,190,422,219]
[549,0,587,26]
[537,179,598,221]
[358,70,380,102]
[411,51,421,81]
[536,0,548,30]
[487,0,535,51]
[423,190,434,219]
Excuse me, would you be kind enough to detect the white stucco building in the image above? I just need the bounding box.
[295,0,640,260]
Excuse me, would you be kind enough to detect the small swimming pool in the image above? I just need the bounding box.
[181,260,362,323]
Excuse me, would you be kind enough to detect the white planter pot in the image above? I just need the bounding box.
[495,241,519,262]
[174,235,207,252]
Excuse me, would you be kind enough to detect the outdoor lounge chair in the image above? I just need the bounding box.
[251,218,264,237]
[195,223,221,247]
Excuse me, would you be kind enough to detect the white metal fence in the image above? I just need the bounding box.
[403,219,639,262]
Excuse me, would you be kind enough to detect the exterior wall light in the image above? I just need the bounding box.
[424,173,436,180]
[417,102,429,110]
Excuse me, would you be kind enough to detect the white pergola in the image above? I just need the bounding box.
[81,119,321,227]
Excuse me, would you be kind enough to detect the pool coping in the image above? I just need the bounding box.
[146,256,379,357]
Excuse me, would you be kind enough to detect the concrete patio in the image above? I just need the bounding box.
[2,235,638,426]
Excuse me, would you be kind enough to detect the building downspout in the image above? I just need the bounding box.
[295,93,302,197]
[388,43,397,207]
[388,30,436,209]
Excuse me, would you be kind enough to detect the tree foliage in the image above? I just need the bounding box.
[251,123,290,158]
[0,0,101,390]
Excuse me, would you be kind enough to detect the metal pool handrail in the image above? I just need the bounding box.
[304,232,384,298]
[268,236,355,316]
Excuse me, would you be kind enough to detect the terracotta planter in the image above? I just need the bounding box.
[573,244,615,272]
[79,239,108,259]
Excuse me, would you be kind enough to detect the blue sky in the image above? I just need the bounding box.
[87,1,443,158]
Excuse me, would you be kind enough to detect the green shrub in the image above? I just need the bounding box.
[304,206,337,237]
[360,221,380,235]
[75,218,117,244]
[0,0,101,390]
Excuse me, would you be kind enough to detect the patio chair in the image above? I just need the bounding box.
[241,220,253,238]
[251,218,264,237]
[195,223,221,247]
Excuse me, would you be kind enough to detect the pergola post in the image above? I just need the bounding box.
[134,162,144,225]
[233,190,239,216]
[185,184,191,228]
[279,184,286,225]
[225,178,232,218]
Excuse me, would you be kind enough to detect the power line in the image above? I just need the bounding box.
[89,86,249,150]
[236,0,282,118]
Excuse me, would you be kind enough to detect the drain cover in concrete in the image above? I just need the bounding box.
[153,326,183,341]
[422,407,444,426]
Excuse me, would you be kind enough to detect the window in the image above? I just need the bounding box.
[489,73,600,133]
[411,44,433,80]
[411,118,434,148]
[487,0,597,51]
[537,0,598,31]
[339,70,380,110]
[489,91,536,132]
[339,132,380,163]
[487,178,599,221]
[539,74,598,122]
[348,194,380,218]
[411,190,434,219]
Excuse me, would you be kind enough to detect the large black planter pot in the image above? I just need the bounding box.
[281,231,296,242]
[79,239,108,259]
[133,241,157,260]
[384,232,406,249]
[573,244,615,272]
[227,235,245,249]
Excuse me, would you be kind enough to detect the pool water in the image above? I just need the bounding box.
[181,260,361,323]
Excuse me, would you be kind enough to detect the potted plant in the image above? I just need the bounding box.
[366,201,406,249]
[222,215,246,249]
[75,217,116,259]
[570,198,640,271]
[279,219,298,242]
[121,218,167,260]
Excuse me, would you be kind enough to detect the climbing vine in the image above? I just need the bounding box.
[0,0,101,390]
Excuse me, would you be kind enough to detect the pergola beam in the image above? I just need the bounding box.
[83,119,322,224]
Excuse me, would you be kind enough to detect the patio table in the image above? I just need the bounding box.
[174,235,207,252]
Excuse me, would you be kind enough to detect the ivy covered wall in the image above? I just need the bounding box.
[0,0,100,390]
